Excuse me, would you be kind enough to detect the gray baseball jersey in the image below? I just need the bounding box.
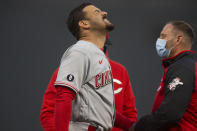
[55,40,115,131]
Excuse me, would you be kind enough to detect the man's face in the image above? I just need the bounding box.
[159,24,177,50]
[82,5,114,32]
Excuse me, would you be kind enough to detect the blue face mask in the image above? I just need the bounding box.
[156,38,170,58]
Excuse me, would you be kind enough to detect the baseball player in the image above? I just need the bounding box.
[45,2,135,131]
[40,35,137,131]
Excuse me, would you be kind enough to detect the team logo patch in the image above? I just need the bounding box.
[168,77,183,91]
[67,74,74,82]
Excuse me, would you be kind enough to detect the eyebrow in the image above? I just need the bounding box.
[95,9,101,12]
[160,33,167,37]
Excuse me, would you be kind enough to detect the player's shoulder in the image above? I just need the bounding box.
[61,40,104,63]
[66,40,102,56]
[62,41,91,56]
[72,40,98,52]
[169,53,196,74]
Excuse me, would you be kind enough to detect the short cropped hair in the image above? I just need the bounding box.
[66,2,93,40]
[168,21,195,44]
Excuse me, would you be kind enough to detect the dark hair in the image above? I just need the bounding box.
[66,2,93,40]
[168,21,195,44]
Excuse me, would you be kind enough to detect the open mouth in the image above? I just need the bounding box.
[103,16,107,20]
[103,17,110,24]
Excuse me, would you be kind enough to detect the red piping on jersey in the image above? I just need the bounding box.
[55,81,79,93]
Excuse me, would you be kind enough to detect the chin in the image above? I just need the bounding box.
[106,24,115,31]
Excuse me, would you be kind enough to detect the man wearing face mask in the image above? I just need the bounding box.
[130,21,197,131]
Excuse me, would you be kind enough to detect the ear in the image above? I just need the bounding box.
[176,34,184,45]
[78,20,90,29]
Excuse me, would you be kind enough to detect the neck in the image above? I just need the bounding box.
[79,31,107,48]
[169,46,191,58]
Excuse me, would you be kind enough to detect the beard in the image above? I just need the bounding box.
[103,17,114,31]
[106,23,115,31]
[89,17,115,32]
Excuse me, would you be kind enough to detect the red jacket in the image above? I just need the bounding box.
[40,58,137,131]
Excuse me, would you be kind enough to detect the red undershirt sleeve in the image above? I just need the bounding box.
[54,86,76,131]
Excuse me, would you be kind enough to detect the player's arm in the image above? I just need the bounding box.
[54,51,89,131]
[55,86,76,131]
[122,70,137,122]
[40,68,59,131]
[134,64,194,131]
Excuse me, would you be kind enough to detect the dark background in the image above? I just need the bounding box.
[1,0,197,130]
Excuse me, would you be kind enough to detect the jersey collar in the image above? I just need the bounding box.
[161,50,195,68]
